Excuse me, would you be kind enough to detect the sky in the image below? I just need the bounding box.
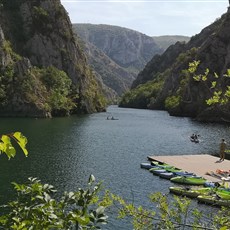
[60,0,229,37]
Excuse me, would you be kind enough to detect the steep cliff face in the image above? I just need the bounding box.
[0,0,106,117]
[122,8,230,122]
[76,36,135,98]
[74,24,164,76]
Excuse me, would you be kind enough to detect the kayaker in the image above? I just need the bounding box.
[219,138,227,161]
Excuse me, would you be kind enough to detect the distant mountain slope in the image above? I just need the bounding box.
[73,23,190,99]
[153,35,190,51]
[75,33,135,99]
[120,9,230,122]
[74,24,164,75]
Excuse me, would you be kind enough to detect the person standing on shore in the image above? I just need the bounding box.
[219,138,227,161]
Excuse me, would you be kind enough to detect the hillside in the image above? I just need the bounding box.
[153,35,190,51]
[74,24,163,75]
[75,33,135,99]
[0,0,106,117]
[73,24,190,98]
[120,8,230,122]
[73,24,164,98]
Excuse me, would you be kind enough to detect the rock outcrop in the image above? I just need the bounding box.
[122,8,230,122]
[0,0,106,117]
[73,24,190,99]
[74,24,163,75]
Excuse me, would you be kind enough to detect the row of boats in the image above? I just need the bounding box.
[141,160,230,207]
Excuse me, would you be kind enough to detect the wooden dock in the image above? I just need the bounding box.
[148,154,230,183]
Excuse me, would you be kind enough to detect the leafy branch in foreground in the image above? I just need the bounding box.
[0,131,28,159]
[187,60,230,106]
[0,175,110,230]
[111,191,229,230]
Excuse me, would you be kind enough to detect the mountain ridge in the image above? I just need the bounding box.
[73,23,190,98]
[120,9,230,122]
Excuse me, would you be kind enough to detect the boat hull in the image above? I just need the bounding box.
[170,176,207,185]
[197,195,230,207]
[169,186,212,198]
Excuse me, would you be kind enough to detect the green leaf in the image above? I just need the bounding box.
[211,81,216,89]
[13,132,28,156]
[1,135,16,158]
[96,206,105,215]
[88,174,95,185]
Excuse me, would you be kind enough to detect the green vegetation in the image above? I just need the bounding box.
[39,66,74,116]
[0,132,27,159]
[0,38,106,116]
[1,130,230,229]
[0,57,76,116]
[0,176,109,229]
[186,60,230,106]
[165,95,181,110]
[111,192,230,229]
[119,74,165,109]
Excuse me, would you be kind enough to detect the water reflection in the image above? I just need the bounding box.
[0,106,229,228]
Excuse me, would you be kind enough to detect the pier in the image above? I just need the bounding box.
[148,154,230,183]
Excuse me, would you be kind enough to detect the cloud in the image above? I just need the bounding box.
[61,0,228,36]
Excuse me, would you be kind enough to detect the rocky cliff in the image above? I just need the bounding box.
[120,8,230,122]
[73,24,191,99]
[74,24,164,75]
[75,34,135,99]
[0,0,106,117]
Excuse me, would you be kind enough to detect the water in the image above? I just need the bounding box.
[0,105,229,229]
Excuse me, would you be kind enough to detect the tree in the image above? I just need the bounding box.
[110,191,230,230]
[0,175,109,230]
[0,132,110,229]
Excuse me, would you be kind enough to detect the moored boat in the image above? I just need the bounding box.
[159,171,196,180]
[197,195,230,207]
[159,172,175,179]
[140,162,157,170]
[151,161,170,167]
[169,186,213,198]
[170,176,207,185]
[151,169,168,175]
[216,190,230,200]
[150,166,181,175]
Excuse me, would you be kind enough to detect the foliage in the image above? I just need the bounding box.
[186,60,230,106]
[0,132,28,159]
[0,175,109,230]
[111,191,229,230]
[164,95,181,110]
[40,66,74,115]
[76,65,107,113]
[119,75,164,109]
[206,69,230,106]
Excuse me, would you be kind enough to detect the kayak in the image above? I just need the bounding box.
[150,166,181,175]
[151,161,170,167]
[140,163,157,170]
[159,171,196,180]
[216,190,230,200]
[159,172,175,179]
[169,186,212,198]
[170,176,207,185]
[151,169,168,175]
[197,195,230,207]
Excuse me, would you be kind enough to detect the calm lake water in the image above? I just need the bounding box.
[0,105,229,229]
